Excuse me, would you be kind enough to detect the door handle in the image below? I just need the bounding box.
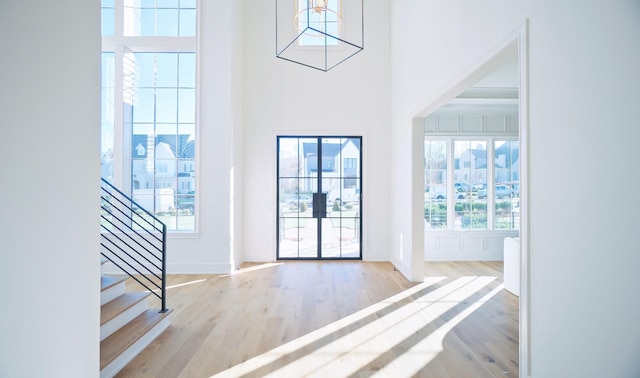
[312,193,327,218]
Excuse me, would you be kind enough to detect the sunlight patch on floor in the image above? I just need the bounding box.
[373,283,504,377]
[221,262,284,277]
[209,276,445,377]
[140,278,208,294]
[165,278,208,290]
[210,275,498,377]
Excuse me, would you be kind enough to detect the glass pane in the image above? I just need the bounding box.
[178,159,195,191]
[178,53,196,88]
[156,123,177,135]
[279,138,301,178]
[101,123,114,181]
[156,8,179,36]
[279,177,301,258]
[101,53,114,87]
[156,135,177,157]
[131,194,154,213]
[454,140,487,230]
[495,140,520,230]
[101,52,115,181]
[175,194,194,212]
[132,123,154,135]
[156,53,178,87]
[298,219,317,258]
[101,88,113,124]
[155,161,176,183]
[132,137,150,159]
[155,88,177,122]
[179,9,196,36]
[157,0,179,7]
[133,88,155,123]
[181,0,196,8]
[134,53,156,87]
[137,9,154,36]
[101,8,115,36]
[177,130,195,158]
[424,140,448,229]
[178,88,195,123]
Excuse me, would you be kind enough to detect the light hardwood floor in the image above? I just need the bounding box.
[117,261,518,378]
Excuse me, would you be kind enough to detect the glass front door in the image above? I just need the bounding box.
[277,136,362,259]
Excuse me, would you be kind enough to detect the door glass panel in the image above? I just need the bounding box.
[278,178,300,257]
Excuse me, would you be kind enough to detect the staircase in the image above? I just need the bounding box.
[100,179,170,377]
[100,260,171,377]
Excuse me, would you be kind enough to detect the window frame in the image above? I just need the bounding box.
[424,136,519,233]
[102,0,198,234]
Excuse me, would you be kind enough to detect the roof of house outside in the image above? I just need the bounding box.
[132,134,195,159]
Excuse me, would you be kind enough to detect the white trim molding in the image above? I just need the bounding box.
[411,20,530,378]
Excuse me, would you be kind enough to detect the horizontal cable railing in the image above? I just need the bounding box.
[100,178,168,313]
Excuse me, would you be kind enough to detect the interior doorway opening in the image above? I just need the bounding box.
[412,24,529,377]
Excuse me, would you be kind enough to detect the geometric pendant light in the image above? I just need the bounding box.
[276,0,364,72]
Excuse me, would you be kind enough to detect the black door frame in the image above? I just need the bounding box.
[276,136,362,260]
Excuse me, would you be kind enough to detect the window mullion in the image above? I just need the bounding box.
[487,138,495,230]
[115,0,124,39]
[447,139,455,229]
[113,46,128,194]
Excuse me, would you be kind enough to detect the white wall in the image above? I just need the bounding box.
[242,0,391,261]
[231,0,245,270]
[527,2,640,376]
[391,0,640,376]
[160,0,244,274]
[426,232,518,261]
[424,109,519,261]
[0,0,101,376]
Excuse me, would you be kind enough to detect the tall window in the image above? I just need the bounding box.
[425,138,519,231]
[101,0,197,232]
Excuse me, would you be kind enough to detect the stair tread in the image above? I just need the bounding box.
[100,309,171,370]
[101,292,151,326]
[101,275,128,292]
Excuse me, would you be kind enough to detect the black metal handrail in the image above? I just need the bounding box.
[100,178,168,313]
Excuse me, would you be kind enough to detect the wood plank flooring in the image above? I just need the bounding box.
[116,261,518,378]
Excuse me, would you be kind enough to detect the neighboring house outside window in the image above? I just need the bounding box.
[301,138,360,201]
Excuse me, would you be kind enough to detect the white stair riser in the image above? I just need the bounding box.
[101,282,125,305]
[100,317,170,378]
[100,300,148,341]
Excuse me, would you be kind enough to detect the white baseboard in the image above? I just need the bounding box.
[101,262,233,275]
[166,263,232,274]
[390,258,412,282]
